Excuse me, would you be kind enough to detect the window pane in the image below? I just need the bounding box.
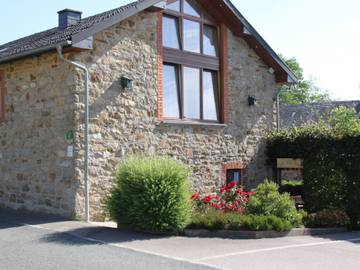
[183,67,200,119]
[203,25,218,57]
[183,20,200,53]
[163,64,180,118]
[184,0,200,17]
[166,0,180,12]
[163,16,180,49]
[203,71,218,121]
[227,170,242,185]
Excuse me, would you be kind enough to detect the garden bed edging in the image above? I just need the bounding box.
[184,227,347,239]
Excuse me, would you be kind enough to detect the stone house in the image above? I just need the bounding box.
[280,100,360,129]
[0,0,296,220]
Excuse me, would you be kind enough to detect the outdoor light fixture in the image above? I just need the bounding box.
[120,76,133,90]
[248,95,257,106]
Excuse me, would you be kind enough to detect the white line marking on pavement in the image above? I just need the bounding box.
[23,223,220,270]
[195,237,360,262]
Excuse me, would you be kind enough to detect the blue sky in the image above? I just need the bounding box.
[1,0,359,100]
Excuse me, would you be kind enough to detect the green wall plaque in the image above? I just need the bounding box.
[66,130,74,144]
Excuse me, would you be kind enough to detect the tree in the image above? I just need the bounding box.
[279,55,330,104]
[330,106,360,135]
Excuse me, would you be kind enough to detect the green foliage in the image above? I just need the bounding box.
[279,180,304,196]
[330,106,360,135]
[241,215,293,232]
[105,156,192,233]
[279,55,330,105]
[188,210,240,231]
[302,159,347,212]
[299,210,316,228]
[188,210,293,232]
[313,209,350,228]
[266,119,360,229]
[246,180,303,226]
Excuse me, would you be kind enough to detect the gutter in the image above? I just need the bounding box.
[0,40,71,65]
[56,45,90,223]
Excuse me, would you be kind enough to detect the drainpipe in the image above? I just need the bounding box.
[56,45,90,223]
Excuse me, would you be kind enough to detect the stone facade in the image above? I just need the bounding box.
[72,11,277,219]
[0,10,278,220]
[0,53,79,217]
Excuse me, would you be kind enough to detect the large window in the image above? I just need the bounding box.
[162,0,221,122]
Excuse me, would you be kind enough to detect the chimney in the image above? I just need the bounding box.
[58,9,82,30]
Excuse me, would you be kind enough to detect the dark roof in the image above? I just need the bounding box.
[0,0,156,63]
[0,0,296,83]
[280,101,360,128]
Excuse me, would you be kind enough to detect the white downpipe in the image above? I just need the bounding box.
[57,46,90,223]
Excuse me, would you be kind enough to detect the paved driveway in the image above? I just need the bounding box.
[1,208,360,270]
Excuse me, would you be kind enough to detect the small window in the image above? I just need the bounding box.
[183,67,200,119]
[203,71,219,121]
[183,19,200,53]
[184,0,201,17]
[163,16,180,49]
[163,64,180,118]
[203,25,218,57]
[166,0,180,12]
[226,169,242,185]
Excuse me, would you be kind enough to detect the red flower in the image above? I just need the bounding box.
[226,181,237,189]
[191,193,200,201]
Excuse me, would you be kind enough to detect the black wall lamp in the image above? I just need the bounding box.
[248,95,257,106]
[120,76,133,90]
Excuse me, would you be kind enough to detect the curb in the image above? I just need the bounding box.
[184,227,348,239]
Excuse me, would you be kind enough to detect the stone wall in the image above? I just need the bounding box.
[0,9,278,220]
[73,10,278,220]
[0,53,79,217]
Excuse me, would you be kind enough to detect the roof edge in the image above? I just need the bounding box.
[72,0,163,44]
[0,40,71,65]
[223,0,298,83]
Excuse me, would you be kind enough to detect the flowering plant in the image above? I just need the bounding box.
[192,181,255,214]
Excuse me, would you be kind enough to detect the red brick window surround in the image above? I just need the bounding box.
[222,162,245,188]
[0,70,5,123]
[157,0,229,124]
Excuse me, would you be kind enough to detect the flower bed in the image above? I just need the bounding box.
[191,181,255,214]
[187,180,303,232]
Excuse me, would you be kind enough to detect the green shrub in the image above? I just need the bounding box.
[240,215,293,232]
[266,122,360,230]
[247,180,303,226]
[314,209,350,228]
[187,211,292,232]
[299,210,316,228]
[188,210,239,231]
[105,156,192,233]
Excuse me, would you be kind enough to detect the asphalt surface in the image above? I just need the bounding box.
[0,208,214,270]
[1,208,360,270]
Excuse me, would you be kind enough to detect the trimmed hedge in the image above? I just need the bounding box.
[105,156,192,233]
[267,124,360,229]
[188,210,293,232]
